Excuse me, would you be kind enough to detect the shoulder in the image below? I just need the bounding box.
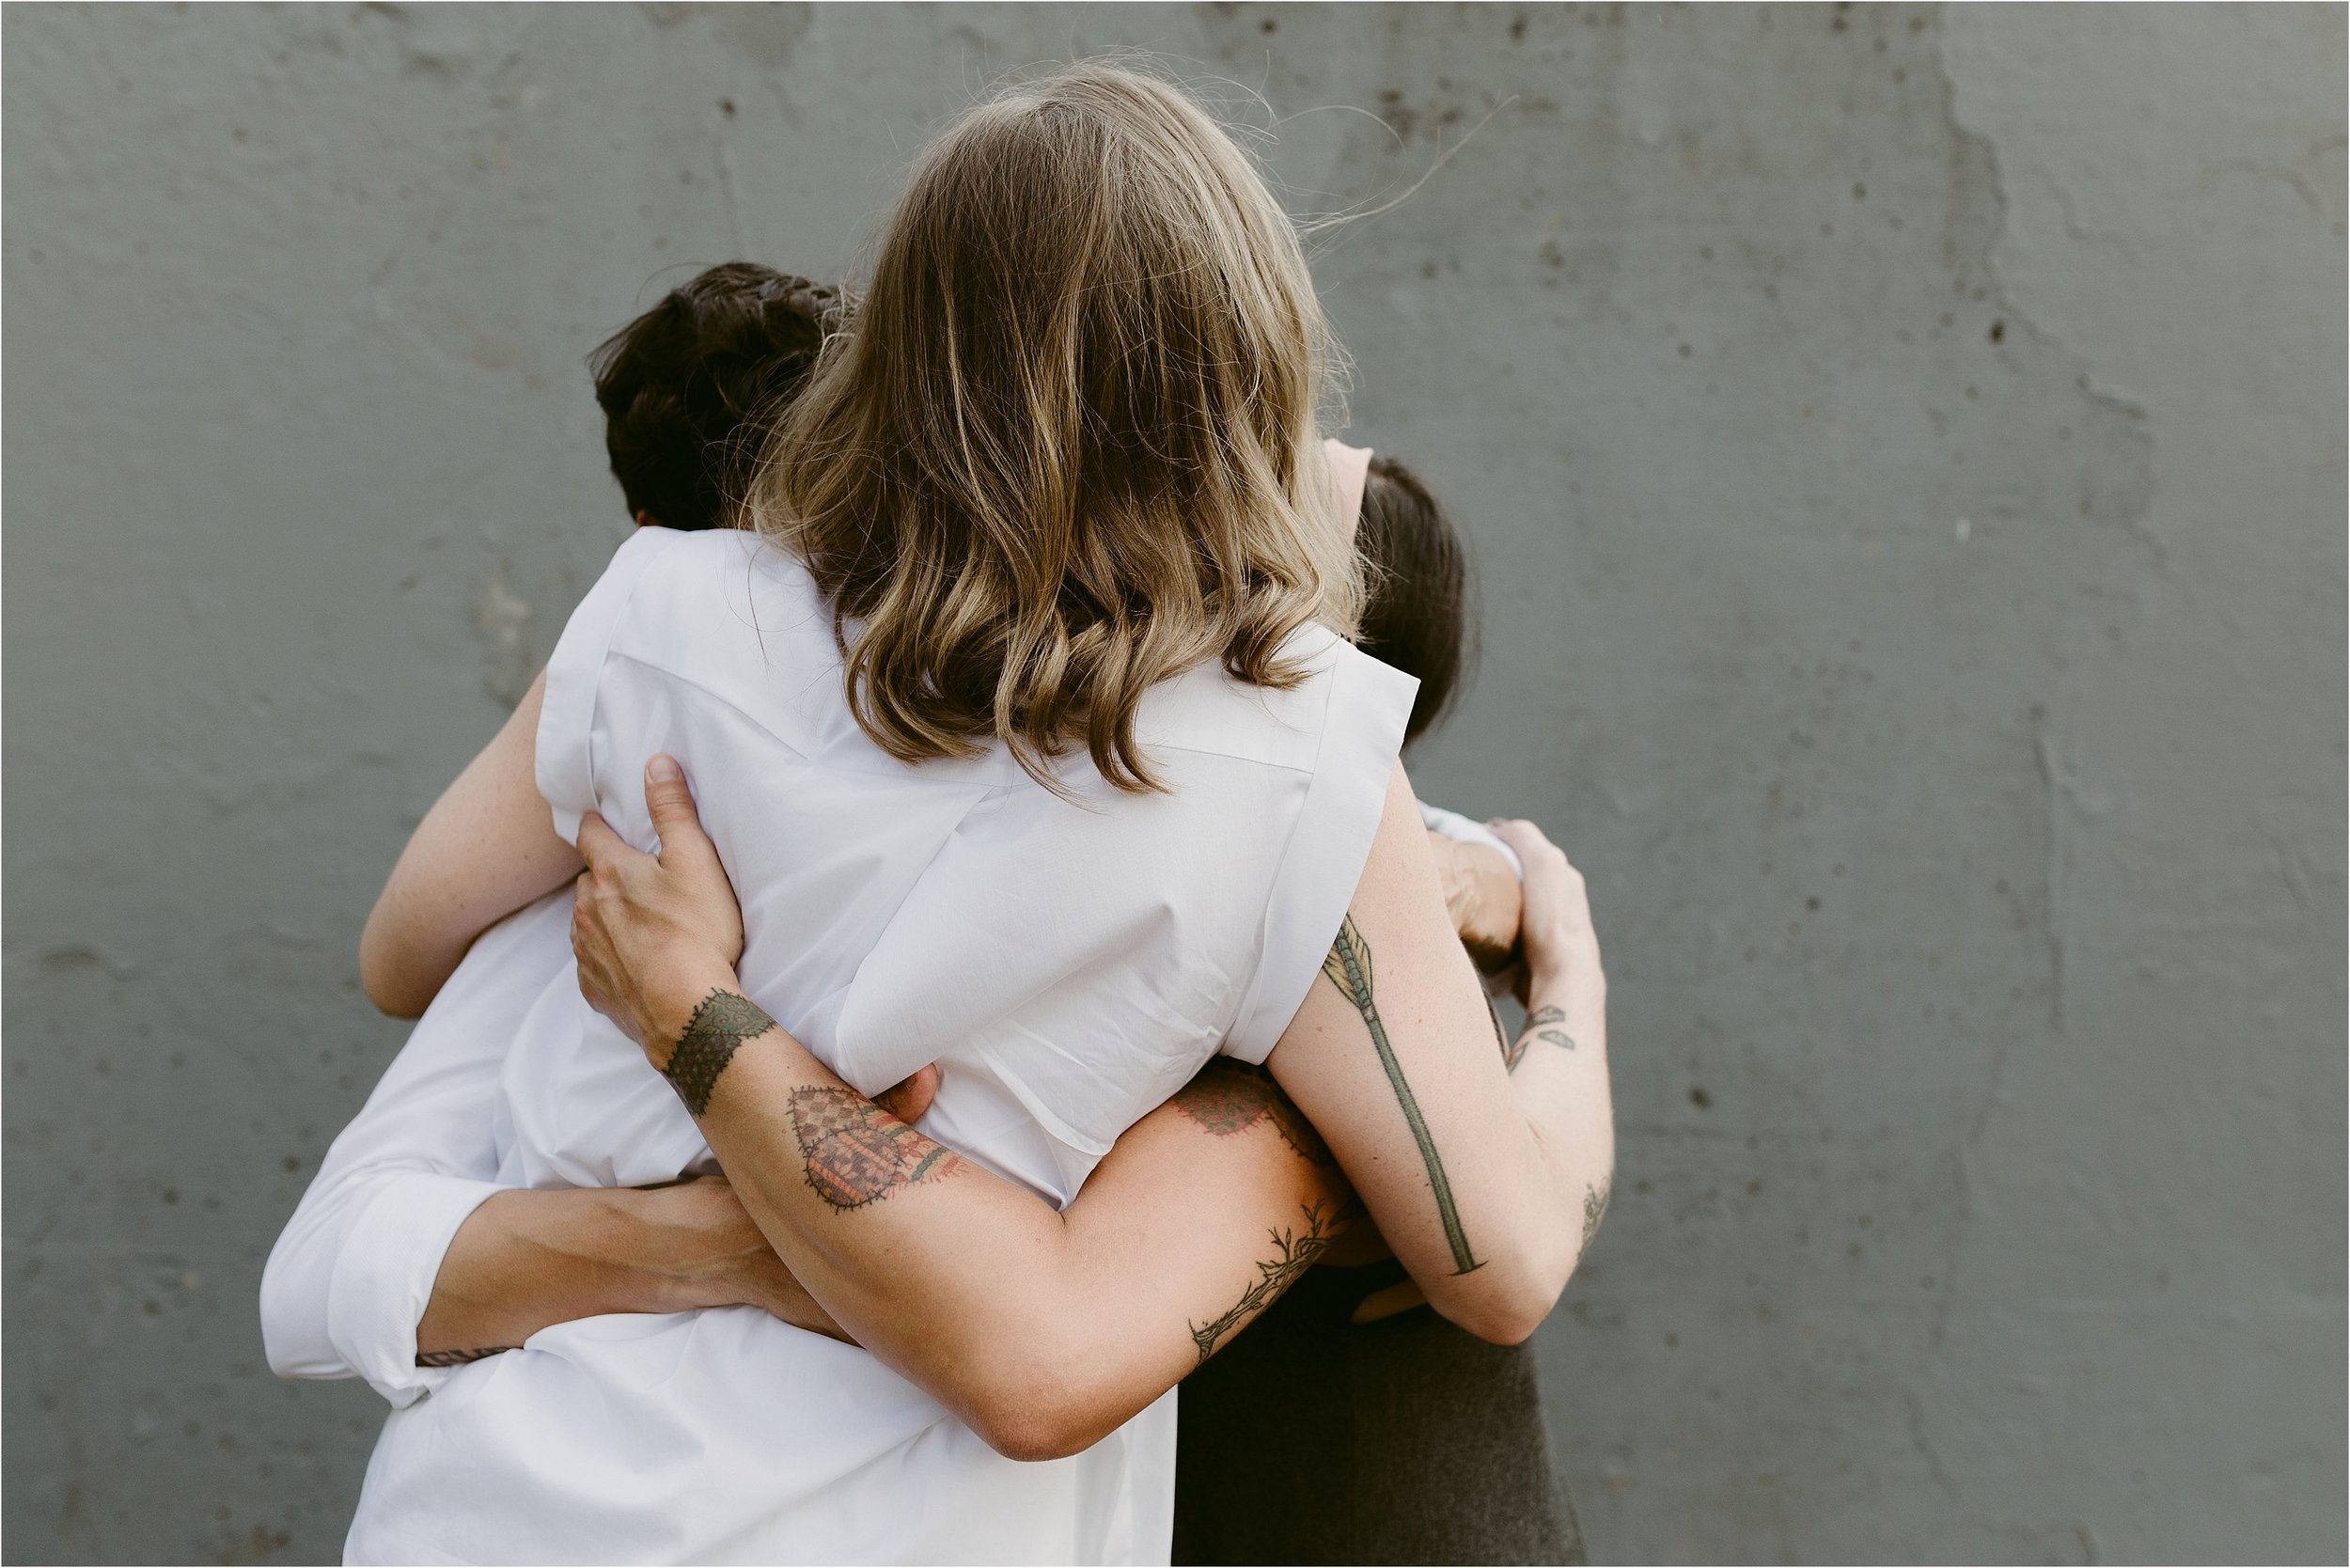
[616,525,816,609]
[580,526,831,676]
[1135,625,1418,776]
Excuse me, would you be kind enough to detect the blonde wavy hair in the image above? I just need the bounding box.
[755,62,1359,792]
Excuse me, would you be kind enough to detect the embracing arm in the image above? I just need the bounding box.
[346,707,1345,1415]
[402,1054,1340,1450]
[1262,765,1612,1344]
[569,773,1349,1459]
[568,758,1607,1458]
[263,892,570,1399]
[359,669,583,1019]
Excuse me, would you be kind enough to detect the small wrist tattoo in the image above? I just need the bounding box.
[665,990,778,1117]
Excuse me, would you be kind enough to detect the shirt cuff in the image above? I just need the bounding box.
[326,1172,506,1407]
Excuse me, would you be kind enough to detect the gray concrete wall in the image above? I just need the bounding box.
[5,5,2341,1562]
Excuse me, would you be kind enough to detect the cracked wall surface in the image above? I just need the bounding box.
[5,6,2341,1562]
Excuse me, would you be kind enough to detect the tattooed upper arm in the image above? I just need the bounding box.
[1184,1200,1337,1364]
[1163,1059,1346,1364]
[1171,1058,1333,1168]
[1318,915,1483,1278]
[1259,763,1566,1342]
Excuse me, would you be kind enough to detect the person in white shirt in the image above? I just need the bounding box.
[264,63,1613,1566]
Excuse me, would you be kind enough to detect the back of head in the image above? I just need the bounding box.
[760,62,1359,792]
[1355,456,1475,748]
[592,263,842,531]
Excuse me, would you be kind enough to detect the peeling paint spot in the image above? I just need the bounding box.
[473,564,537,707]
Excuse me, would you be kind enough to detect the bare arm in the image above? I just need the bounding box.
[567,758,1607,1455]
[414,1178,845,1363]
[407,842,1526,1382]
[1254,764,1609,1343]
[359,669,583,1018]
[416,1024,1347,1459]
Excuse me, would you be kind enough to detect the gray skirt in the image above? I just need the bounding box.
[1172,1259,1586,1565]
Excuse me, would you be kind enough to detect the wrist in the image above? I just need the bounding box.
[642,964,749,1072]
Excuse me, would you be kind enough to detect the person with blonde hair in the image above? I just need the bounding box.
[266,64,1611,1564]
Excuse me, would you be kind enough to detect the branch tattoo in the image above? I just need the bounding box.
[1323,915,1483,1276]
[415,1346,506,1368]
[786,1086,960,1211]
[1187,1200,1339,1365]
[664,991,778,1116]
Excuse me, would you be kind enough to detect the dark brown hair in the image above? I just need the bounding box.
[589,263,842,532]
[1356,455,1475,746]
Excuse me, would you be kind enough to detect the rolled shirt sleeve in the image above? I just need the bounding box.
[260,889,572,1405]
[321,1172,509,1404]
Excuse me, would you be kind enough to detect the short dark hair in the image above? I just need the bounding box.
[1355,455,1476,747]
[588,262,842,531]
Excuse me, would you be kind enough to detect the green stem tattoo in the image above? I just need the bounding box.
[1323,916,1483,1276]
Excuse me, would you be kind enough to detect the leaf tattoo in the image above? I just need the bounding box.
[1188,1200,1339,1364]
[415,1346,507,1368]
[1509,1003,1577,1063]
[1323,916,1482,1276]
[1581,1175,1612,1255]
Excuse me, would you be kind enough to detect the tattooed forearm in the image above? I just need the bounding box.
[786,1086,963,1212]
[1187,1200,1339,1364]
[1507,1003,1577,1064]
[1580,1175,1613,1256]
[1323,916,1482,1276]
[665,991,779,1116]
[415,1346,508,1368]
[1173,1058,1335,1167]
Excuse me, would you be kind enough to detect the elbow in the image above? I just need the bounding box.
[971,1411,1101,1466]
[956,1361,1127,1464]
[365,980,428,1023]
[1460,1294,1556,1348]
[357,924,429,1021]
[1441,1289,1553,1348]
[1434,1250,1574,1347]
[256,1249,311,1381]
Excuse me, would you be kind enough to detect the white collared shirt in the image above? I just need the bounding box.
[264,525,1414,1565]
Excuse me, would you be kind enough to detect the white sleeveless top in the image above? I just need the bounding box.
[342,525,1414,1566]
